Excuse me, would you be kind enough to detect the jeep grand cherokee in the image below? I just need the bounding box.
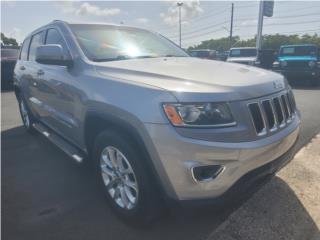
[14,21,300,223]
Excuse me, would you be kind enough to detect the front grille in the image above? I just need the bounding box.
[248,91,296,136]
[286,61,309,69]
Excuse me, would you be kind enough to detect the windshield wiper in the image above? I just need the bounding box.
[134,55,158,59]
[92,55,158,62]
[91,55,131,62]
[163,54,186,58]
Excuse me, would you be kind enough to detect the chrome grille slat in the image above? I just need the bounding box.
[278,96,287,124]
[281,95,289,120]
[248,91,296,136]
[261,100,277,131]
[273,97,285,127]
[248,103,267,136]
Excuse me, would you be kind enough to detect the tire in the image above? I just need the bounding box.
[92,130,163,225]
[17,94,37,134]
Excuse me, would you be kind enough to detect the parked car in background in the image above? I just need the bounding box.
[273,44,320,86]
[227,47,260,66]
[189,49,217,60]
[216,50,229,61]
[14,21,300,224]
[1,46,19,90]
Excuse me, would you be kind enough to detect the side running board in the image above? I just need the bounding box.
[33,123,84,163]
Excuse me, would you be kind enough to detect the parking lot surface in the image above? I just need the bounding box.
[2,85,320,240]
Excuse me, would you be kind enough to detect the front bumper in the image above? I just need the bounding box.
[144,114,300,200]
[274,68,320,78]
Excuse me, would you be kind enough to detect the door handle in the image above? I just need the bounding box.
[37,69,44,76]
[20,66,26,70]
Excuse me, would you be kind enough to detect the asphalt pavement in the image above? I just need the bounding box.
[2,84,320,240]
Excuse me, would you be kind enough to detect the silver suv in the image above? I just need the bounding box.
[14,21,300,223]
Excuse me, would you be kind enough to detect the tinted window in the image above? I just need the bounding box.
[280,46,317,56]
[2,49,19,58]
[20,38,31,60]
[69,24,188,62]
[45,28,68,56]
[29,32,45,61]
[230,48,257,57]
[191,51,210,58]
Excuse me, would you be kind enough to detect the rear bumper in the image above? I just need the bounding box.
[143,113,300,201]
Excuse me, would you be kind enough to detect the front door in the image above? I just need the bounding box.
[35,28,82,145]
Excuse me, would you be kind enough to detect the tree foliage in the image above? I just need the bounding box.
[188,34,320,51]
[1,32,19,47]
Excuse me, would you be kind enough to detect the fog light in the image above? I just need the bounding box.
[191,165,224,182]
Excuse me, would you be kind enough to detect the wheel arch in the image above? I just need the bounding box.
[83,110,170,199]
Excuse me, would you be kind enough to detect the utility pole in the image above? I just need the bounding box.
[256,0,264,50]
[177,2,183,47]
[229,3,234,48]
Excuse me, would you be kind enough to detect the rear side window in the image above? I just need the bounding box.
[45,28,69,57]
[29,31,45,61]
[20,38,31,60]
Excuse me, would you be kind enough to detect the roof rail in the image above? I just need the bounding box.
[51,20,67,23]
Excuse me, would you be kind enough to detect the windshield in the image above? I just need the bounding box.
[230,48,257,57]
[69,24,189,62]
[280,46,317,56]
[1,49,19,58]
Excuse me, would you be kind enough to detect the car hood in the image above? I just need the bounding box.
[227,57,257,62]
[95,57,286,102]
[279,56,317,61]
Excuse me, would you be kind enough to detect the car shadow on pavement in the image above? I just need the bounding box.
[2,126,319,240]
[208,176,320,240]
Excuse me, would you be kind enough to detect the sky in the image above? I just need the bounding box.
[1,0,320,48]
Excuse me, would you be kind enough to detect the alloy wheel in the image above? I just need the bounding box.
[100,146,139,210]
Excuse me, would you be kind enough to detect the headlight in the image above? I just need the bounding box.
[254,60,261,66]
[309,61,316,68]
[317,62,320,68]
[281,61,287,67]
[163,103,235,127]
[273,61,279,68]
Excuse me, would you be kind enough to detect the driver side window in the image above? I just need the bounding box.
[45,28,69,58]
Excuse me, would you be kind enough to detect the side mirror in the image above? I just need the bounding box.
[36,44,73,67]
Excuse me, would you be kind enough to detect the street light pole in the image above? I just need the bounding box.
[177,2,183,47]
[256,0,264,50]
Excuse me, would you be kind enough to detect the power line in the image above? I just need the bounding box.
[234,11,320,23]
[166,20,228,39]
[156,6,230,34]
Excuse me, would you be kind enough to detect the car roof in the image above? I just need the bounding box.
[230,47,256,50]
[25,20,152,40]
[280,44,317,48]
[190,49,215,52]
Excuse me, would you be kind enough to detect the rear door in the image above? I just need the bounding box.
[26,31,47,117]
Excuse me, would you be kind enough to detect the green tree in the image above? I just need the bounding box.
[188,34,320,51]
[1,32,18,46]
